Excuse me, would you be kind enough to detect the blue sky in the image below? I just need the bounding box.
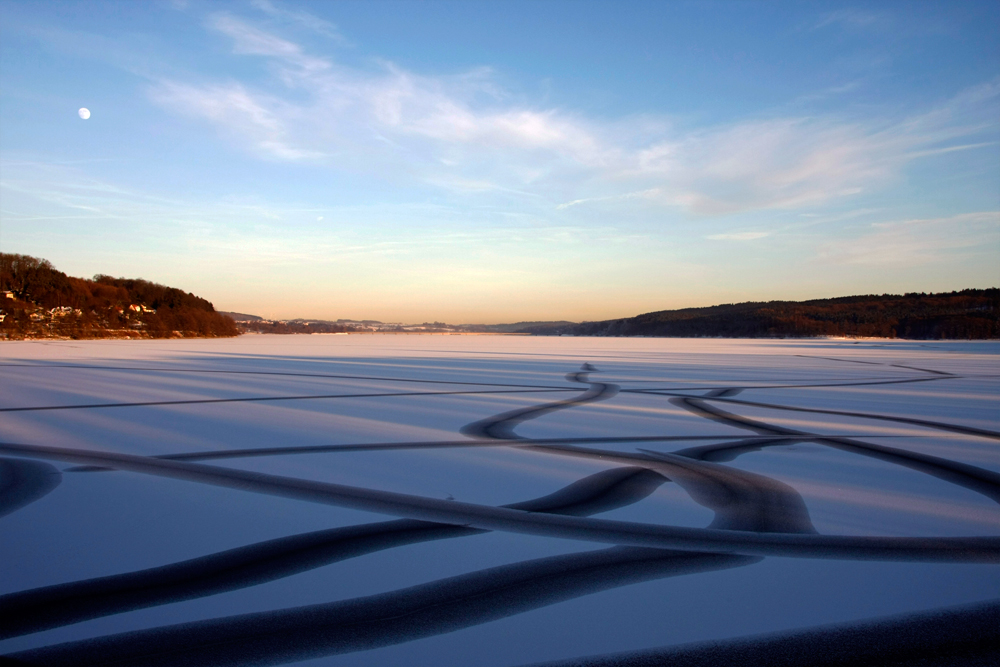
[1,0,997,322]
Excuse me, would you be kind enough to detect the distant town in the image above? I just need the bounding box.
[217,313,571,336]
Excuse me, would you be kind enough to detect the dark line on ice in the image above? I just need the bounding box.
[0,388,572,413]
[519,598,1000,667]
[670,397,1000,504]
[712,394,1000,440]
[0,467,667,639]
[459,367,817,534]
[635,391,1000,441]
[0,364,572,390]
[4,548,757,666]
[461,369,618,440]
[626,375,951,394]
[68,434,887,473]
[1,441,994,562]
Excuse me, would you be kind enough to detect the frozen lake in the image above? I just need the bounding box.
[1,335,999,665]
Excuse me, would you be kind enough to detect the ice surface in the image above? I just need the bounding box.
[0,335,998,665]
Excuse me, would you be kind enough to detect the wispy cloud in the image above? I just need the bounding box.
[250,0,347,44]
[1,160,283,231]
[817,211,1000,265]
[149,80,323,161]
[0,160,608,264]
[904,140,999,159]
[706,231,770,241]
[793,80,863,105]
[633,117,908,215]
[814,9,883,31]
[141,13,999,218]
[209,13,331,71]
[556,189,661,210]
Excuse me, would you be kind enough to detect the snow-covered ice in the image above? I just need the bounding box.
[1,335,998,665]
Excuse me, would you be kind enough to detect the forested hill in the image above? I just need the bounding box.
[518,290,999,339]
[0,253,238,339]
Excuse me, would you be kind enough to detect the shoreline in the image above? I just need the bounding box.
[3,331,998,342]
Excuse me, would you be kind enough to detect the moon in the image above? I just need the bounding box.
[78,108,91,120]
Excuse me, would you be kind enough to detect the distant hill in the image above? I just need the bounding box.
[516,290,999,339]
[239,318,356,334]
[460,321,576,333]
[218,311,264,322]
[0,253,239,340]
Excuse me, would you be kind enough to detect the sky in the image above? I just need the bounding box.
[0,0,998,323]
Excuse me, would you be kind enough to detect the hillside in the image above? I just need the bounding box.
[0,254,239,340]
[516,290,999,339]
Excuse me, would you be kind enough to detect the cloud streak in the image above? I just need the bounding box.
[818,211,1000,265]
[141,13,1000,219]
[706,232,770,241]
[814,9,883,31]
[250,0,348,43]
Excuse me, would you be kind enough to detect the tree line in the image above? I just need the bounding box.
[0,253,238,339]
[517,290,999,339]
